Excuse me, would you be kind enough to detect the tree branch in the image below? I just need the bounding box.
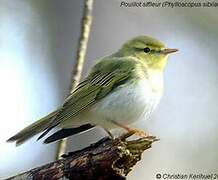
[56,0,94,160]
[7,133,158,180]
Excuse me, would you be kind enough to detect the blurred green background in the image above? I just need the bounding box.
[0,0,218,179]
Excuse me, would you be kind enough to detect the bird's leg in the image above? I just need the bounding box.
[108,120,148,138]
[103,128,114,139]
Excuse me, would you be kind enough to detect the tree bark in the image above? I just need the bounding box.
[6,133,158,180]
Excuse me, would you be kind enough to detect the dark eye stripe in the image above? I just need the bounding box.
[133,47,158,54]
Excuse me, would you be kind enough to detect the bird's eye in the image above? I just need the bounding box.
[143,47,150,53]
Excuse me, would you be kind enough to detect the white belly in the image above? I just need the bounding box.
[80,79,162,129]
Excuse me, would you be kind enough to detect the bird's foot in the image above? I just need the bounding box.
[107,120,150,139]
[125,127,149,138]
[119,128,150,140]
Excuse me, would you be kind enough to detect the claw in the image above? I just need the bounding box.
[108,120,150,139]
[119,128,150,141]
[126,128,149,138]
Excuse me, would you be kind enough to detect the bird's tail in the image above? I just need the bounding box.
[7,110,59,146]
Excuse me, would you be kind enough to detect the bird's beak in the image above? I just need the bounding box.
[162,48,179,55]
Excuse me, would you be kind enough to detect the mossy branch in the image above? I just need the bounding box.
[6,133,158,180]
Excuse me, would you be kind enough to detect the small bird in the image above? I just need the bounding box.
[7,36,178,145]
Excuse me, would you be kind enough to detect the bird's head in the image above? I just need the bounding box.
[117,36,178,71]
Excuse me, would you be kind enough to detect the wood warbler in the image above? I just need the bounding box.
[7,36,178,145]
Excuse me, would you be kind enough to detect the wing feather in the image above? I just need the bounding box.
[38,58,137,139]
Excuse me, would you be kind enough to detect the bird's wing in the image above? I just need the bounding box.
[38,58,137,139]
[43,124,95,144]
